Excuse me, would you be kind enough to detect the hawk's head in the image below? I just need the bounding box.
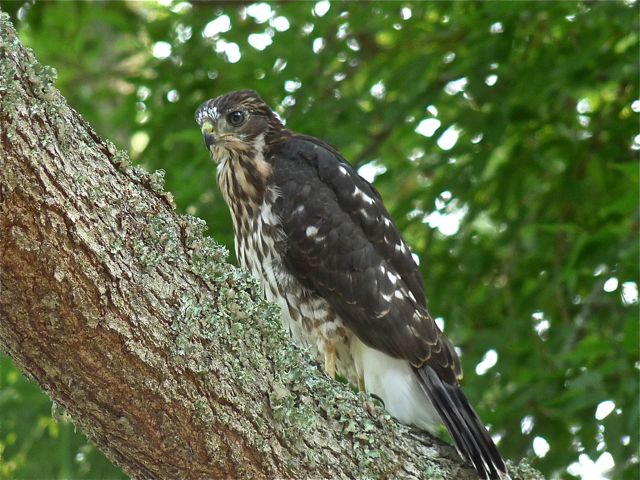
[195,90,286,163]
[196,90,288,211]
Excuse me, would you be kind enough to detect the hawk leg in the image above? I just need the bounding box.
[355,372,377,416]
[324,345,336,379]
[359,385,378,417]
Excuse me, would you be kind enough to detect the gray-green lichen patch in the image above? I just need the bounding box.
[0,61,20,119]
[508,459,545,480]
[31,62,57,86]
[0,13,72,153]
[133,214,182,269]
[111,147,132,170]
[102,139,133,171]
[0,17,22,127]
[146,169,166,194]
[171,291,227,360]
[179,214,231,283]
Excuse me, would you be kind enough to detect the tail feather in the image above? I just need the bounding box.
[414,366,509,480]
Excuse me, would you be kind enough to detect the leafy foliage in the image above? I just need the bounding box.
[1,1,637,479]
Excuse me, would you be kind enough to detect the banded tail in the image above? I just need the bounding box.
[414,366,510,480]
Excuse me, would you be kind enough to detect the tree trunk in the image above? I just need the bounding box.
[0,14,541,480]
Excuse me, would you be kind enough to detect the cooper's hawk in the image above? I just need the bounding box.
[196,90,508,479]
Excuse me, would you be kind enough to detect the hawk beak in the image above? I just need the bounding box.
[201,121,216,150]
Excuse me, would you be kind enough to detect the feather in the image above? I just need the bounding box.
[414,366,509,480]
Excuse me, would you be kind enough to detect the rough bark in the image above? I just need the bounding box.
[0,14,542,480]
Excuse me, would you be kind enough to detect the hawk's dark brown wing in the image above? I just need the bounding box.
[270,136,461,385]
[270,137,509,479]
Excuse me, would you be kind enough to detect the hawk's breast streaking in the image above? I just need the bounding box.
[196,89,509,480]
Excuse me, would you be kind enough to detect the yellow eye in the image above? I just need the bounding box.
[201,121,215,135]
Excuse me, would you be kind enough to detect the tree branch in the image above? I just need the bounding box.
[0,14,541,480]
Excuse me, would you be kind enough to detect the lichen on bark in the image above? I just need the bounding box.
[0,12,542,480]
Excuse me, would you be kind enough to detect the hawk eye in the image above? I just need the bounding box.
[227,110,246,126]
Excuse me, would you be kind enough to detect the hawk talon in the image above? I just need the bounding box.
[356,384,381,418]
[364,397,377,417]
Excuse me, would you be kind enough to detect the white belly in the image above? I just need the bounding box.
[350,337,441,433]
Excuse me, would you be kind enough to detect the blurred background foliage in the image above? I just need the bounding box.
[0,1,638,479]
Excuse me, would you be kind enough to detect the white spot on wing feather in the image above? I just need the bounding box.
[306,226,319,237]
[395,242,409,254]
[353,186,375,205]
[407,324,420,337]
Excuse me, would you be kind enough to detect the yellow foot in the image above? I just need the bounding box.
[324,346,336,380]
[356,376,376,415]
